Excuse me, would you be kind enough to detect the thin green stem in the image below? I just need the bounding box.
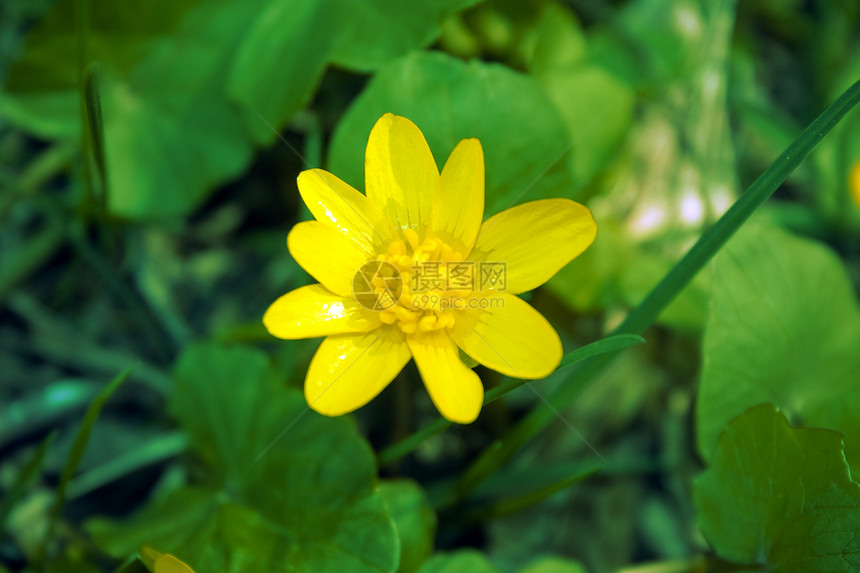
[455,77,860,498]
[376,334,644,466]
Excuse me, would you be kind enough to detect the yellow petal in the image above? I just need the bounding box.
[305,326,410,416]
[851,159,860,210]
[407,330,483,424]
[470,198,597,294]
[365,113,439,236]
[287,221,368,297]
[297,168,395,256]
[264,284,381,340]
[154,554,195,573]
[428,138,485,255]
[449,293,562,378]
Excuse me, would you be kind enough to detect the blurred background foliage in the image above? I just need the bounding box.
[1,0,859,571]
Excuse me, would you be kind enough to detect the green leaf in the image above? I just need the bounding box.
[170,344,280,487]
[91,343,399,573]
[694,404,860,571]
[0,0,197,138]
[328,0,481,71]
[537,64,634,186]
[523,3,588,77]
[380,480,436,573]
[418,551,500,573]
[41,366,132,559]
[99,2,255,219]
[696,224,860,467]
[227,0,334,144]
[328,51,577,216]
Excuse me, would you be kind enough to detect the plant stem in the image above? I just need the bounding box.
[454,76,860,498]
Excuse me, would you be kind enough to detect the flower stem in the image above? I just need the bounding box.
[376,334,645,466]
[454,76,860,497]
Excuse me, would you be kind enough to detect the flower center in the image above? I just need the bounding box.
[374,228,467,334]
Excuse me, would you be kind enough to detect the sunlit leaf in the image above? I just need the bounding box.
[329,0,481,71]
[380,480,436,573]
[90,343,398,573]
[417,551,499,573]
[227,0,333,144]
[694,404,860,571]
[696,225,860,467]
[328,51,577,216]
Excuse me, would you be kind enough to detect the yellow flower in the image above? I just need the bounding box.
[140,546,195,573]
[264,113,596,423]
[851,158,860,210]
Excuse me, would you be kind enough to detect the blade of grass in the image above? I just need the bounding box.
[457,462,601,523]
[0,223,64,304]
[455,76,860,498]
[84,62,107,208]
[376,334,645,466]
[66,432,188,500]
[37,366,134,563]
[0,431,57,534]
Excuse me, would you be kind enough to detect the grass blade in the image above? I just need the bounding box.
[38,366,134,561]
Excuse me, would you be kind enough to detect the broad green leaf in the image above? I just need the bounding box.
[696,225,860,467]
[99,2,255,219]
[0,91,80,138]
[418,551,500,573]
[525,3,634,187]
[523,3,588,77]
[328,51,578,216]
[227,0,334,144]
[380,480,436,573]
[170,344,278,487]
[536,65,634,186]
[329,0,481,72]
[694,404,860,571]
[91,343,398,573]
[2,0,331,219]
[0,0,197,138]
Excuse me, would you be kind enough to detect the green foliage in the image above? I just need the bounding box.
[696,225,860,467]
[3,0,860,571]
[1,0,482,220]
[328,51,577,216]
[88,343,399,573]
[380,480,437,573]
[520,558,587,573]
[418,551,499,573]
[694,404,860,571]
[329,0,481,71]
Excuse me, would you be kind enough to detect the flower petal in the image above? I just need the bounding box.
[449,292,562,378]
[429,138,485,255]
[154,555,195,573]
[365,113,439,236]
[305,326,410,416]
[407,330,483,424]
[264,284,381,340]
[297,168,396,256]
[287,221,368,297]
[470,198,597,294]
